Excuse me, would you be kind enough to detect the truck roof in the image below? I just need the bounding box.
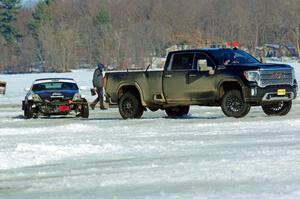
[168,48,230,54]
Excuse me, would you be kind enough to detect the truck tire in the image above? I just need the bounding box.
[24,102,34,119]
[119,91,144,119]
[165,106,190,118]
[81,102,89,118]
[221,90,250,118]
[261,101,292,116]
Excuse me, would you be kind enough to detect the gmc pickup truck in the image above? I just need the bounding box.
[105,48,298,119]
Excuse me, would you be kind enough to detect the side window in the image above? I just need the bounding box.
[194,53,215,70]
[169,53,194,71]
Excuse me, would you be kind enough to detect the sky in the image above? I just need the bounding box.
[21,0,39,7]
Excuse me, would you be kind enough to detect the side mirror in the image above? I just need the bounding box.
[197,59,215,75]
[197,59,207,71]
[24,87,30,92]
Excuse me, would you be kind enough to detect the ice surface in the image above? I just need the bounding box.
[0,63,300,198]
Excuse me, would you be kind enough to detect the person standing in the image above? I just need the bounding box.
[90,63,106,110]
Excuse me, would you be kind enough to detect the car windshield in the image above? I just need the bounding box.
[223,49,259,65]
[32,82,78,92]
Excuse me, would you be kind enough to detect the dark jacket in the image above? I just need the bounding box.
[93,68,103,87]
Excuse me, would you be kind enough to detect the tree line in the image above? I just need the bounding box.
[0,0,300,73]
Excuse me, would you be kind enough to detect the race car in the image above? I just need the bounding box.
[22,78,89,119]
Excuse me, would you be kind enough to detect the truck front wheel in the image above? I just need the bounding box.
[119,91,144,119]
[165,106,190,118]
[261,101,292,116]
[221,90,250,118]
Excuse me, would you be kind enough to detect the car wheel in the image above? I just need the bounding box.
[24,102,34,119]
[221,90,250,118]
[81,101,89,118]
[165,106,190,118]
[118,91,144,119]
[262,101,292,116]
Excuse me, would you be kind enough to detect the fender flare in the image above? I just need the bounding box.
[117,82,147,106]
[217,78,245,99]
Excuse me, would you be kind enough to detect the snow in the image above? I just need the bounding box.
[0,63,300,198]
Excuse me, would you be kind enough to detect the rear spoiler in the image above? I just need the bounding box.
[0,81,6,95]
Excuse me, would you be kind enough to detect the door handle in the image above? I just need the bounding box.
[189,74,197,77]
[164,74,172,78]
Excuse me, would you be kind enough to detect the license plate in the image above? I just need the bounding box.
[277,89,286,96]
[58,105,70,112]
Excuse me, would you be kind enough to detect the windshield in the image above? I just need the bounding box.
[223,49,259,65]
[32,82,78,92]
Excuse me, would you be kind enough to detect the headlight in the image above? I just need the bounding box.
[31,94,42,102]
[73,93,81,101]
[244,70,259,82]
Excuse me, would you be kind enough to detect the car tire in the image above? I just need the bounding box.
[81,101,89,118]
[118,91,144,119]
[261,101,292,116]
[24,102,34,119]
[221,90,250,118]
[165,106,190,118]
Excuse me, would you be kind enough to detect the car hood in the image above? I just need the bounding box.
[33,90,78,101]
[222,63,292,71]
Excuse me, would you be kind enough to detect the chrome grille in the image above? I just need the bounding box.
[258,69,294,87]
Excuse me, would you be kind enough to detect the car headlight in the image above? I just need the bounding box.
[29,94,42,102]
[32,94,41,101]
[73,93,82,101]
[244,70,259,82]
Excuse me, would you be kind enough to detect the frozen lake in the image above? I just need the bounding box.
[1,62,300,198]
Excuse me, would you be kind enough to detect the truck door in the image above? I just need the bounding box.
[163,52,195,102]
[163,52,216,103]
[185,52,217,102]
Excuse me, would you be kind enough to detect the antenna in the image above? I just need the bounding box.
[146,64,151,72]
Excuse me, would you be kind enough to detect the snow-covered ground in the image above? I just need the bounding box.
[0,62,300,199]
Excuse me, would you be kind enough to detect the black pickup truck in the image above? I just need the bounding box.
[105,48,298,119]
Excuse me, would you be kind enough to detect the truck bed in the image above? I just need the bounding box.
[105,69,164,104]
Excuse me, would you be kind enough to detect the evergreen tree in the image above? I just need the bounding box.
[93,7,113,65]
[27,0,54,65]
[28,0,53,38]
[0,0,21,43]
[95,7,111,35]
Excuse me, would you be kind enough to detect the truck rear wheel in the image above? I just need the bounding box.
[262,101,292,116]
[221,90,250,118]
[119,91,144,119]
[165,106,190,118]
[24,102,34,119]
